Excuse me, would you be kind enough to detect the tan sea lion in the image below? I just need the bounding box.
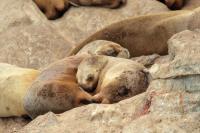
[68,8,200,57]
[77,40,130,58]
[0,63,39,117]
[77,55,149,103]
[23,54,93,119]
[33,0,126,20]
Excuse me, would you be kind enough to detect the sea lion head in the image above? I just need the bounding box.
[33,0,69,20]
[95,42,130,58]
[77,40,130,58]
[93,64,149,104]
[76,55,108,92]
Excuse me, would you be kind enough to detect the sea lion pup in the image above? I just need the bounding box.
[0,63,39,117]
[158,0,185,9]
[76,55,149,103]
[77,40,130,58]
[68,8,200,57]
[23,54,93,119]
[33,0,126,20]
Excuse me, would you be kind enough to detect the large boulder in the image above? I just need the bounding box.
[51,0,169,44]
[0,0,73,69]
[19,30,200,132]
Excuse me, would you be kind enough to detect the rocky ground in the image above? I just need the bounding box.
[18,29,200,133]
[0,0,200,133]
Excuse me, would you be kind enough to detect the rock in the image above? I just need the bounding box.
[123,112,200,133]
[19,93,146,133]
[131,54,160,67]
[150,30,200,79]
[0,24,73,69]
[19,30,200,133]
[0,63,39,117]
[0,117,30,133]
[0,0,73,69]
[51,0,169,44]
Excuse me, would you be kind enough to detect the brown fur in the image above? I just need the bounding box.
[33,0,126,20]
[158,0,185,9]
[68,8,200,57]
[77,40,130,58]
[23,54,93,119]
[77,55,149,104]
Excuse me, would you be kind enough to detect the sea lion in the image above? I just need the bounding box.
[23,54,93,119]
[33,0,126,20]
[158,0,185,9]
[68,8,200,57]
[77,55,149,103]
[0,63,39,117]
[77,40,130,58]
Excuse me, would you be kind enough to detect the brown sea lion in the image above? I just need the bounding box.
[158,0,185,10]
[33,0,126,20]
[77,55,149,103]
[23,54,93,119]
[68,8,200,57]
[77,40,130,58]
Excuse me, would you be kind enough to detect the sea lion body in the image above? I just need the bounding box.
[69,8,200,57]
[158,0,185,9]
[77,56,149,103]
[0,63,39,117]
[23,54,93,119]
[33,0,126,19]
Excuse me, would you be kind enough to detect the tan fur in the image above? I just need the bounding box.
[33,0,126,19]
[23,54,93,119]
[77,56,149,103]
[68,8,200,57]
[77,40,130,58]
[0,63,39,117]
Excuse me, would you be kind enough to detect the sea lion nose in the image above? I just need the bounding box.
[120,0,126,4]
